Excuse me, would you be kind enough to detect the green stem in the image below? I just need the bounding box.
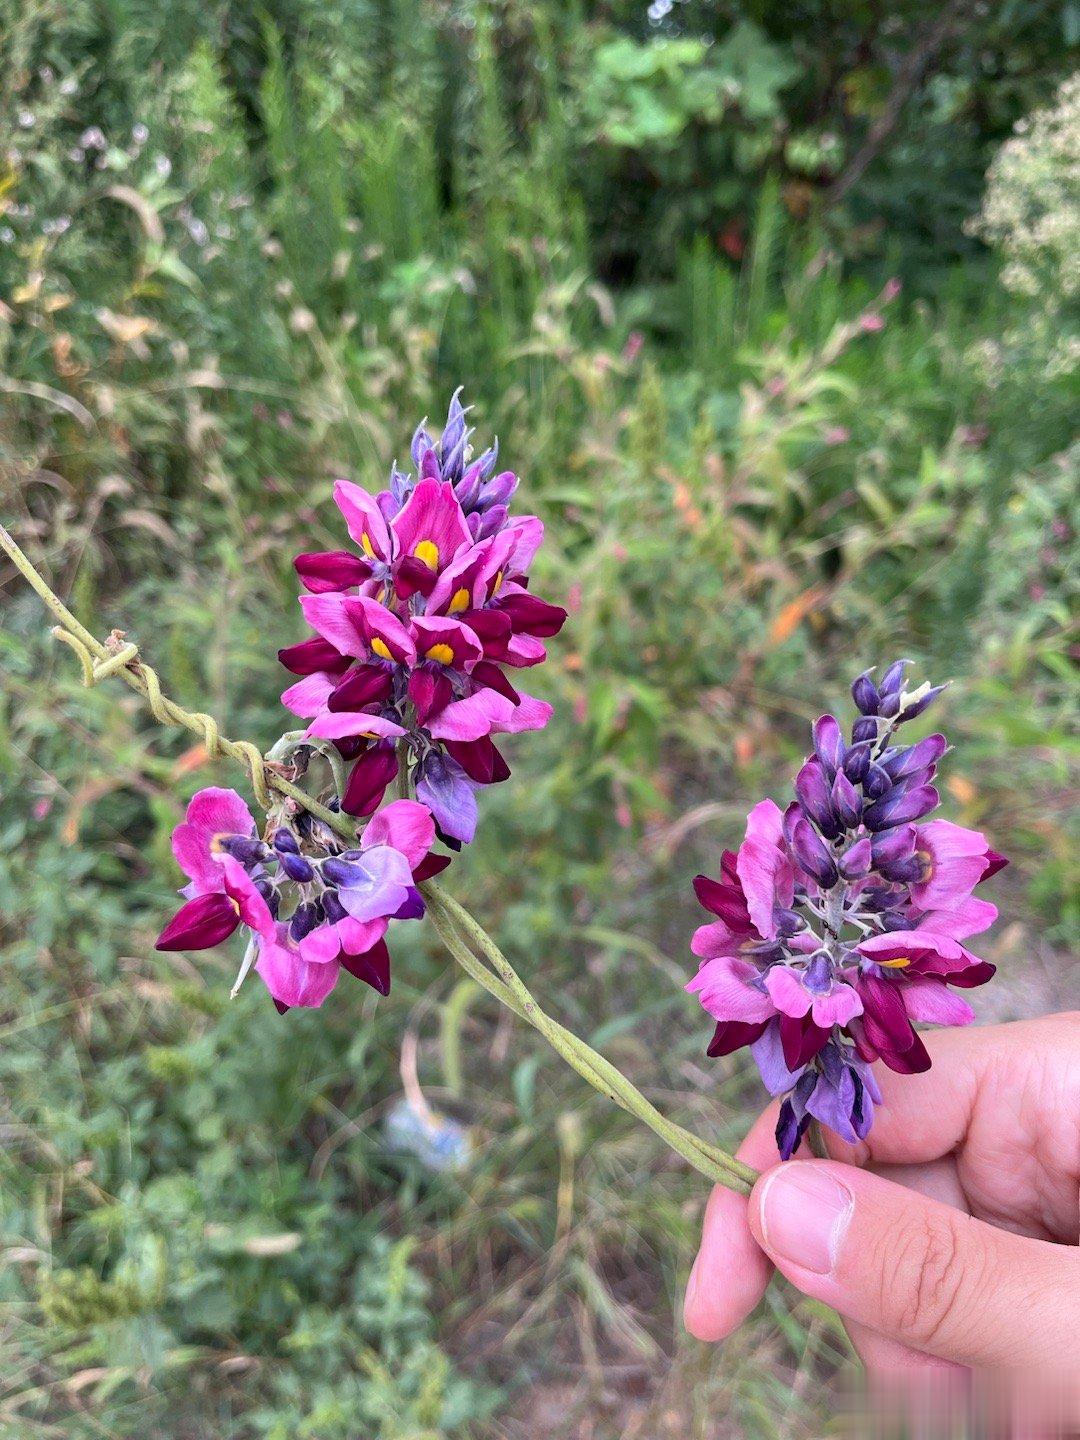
[1,522,756,1195]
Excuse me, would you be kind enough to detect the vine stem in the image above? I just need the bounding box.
[1,521,756,1196]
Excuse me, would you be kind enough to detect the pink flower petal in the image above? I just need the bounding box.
[763,965,812,1018]
[686,955,776,1024]
[256,927,341,1008]
[901,977,975,1026]
[281,672,337,718]
[305,712,406,741]
[334,478,391,560]
[361,799,435,868]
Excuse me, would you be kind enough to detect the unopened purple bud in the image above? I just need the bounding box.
[851,670,880,715]
[376,490,398,524]
[881,734,947,780]
[455,460,484,511]
[898,684,946,721]
[475,439,499,478]
[782,801,802,848]
[280,851,316,883]
[273,827,300,855]
[879,659,910,696]
[879,854,926,884]
[323,890,347,923]
[322,857,367,888]
[475,504,509,540]
[775,907,806,936]
[254,877,280,918]
[878,910,916,932]
[477,470,518,511]
[870,824,916,866]
[795,759,841,839]
[805,951,832,992]
[288,900,322,941]
[215,834,268,865]
[851,715,878,744]
[863,784,938,831]
[838,837,872,879]
[441,386,468,456]
[831,769,862,829]
[843,741,872,783]
[878,689,902,719]
[863,762,892,799]
[791,818,839,887]
[812,714,845,775]
[410,423,433,467]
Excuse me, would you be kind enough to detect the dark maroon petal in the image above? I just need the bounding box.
[719,850,740,883]
[341,938,391,995]
[445,736,510,785]
[778,1013,830,1070]
[408,668,454,726]
[412,852,452,882]
[880,1028,932,1074]
[981,850,1008,881]
[462,609,513,658]
[944,960,996,988]
[706,1019,769,1058]
[156,892,239,951]
[329,665,394,712]
[692,874,752,929]
[341,747,398,816]
[278,635,350,676]
[856,973,918,1056]
[394,555,438,600]
[470,660,520,705]
[497,592,567,638]
[294,549,373,593]
[273,998,291,1015]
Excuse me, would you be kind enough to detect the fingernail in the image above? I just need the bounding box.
[758,1164,853,1275]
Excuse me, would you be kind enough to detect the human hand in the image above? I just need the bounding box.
[684,1014,1080,1375]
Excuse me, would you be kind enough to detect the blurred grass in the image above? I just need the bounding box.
[1,3,1078,1436]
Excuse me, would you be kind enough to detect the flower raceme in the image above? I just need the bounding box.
[687,662,1006,1160]
[156,393,565,1012]
[156,786,449,1011]
[279,389,566,845]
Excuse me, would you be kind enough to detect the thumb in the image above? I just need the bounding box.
[747,1160,1080,1369]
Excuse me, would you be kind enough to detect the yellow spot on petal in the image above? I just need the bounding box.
[878,956,910,968]
[425,642,455,665]
[449,587,471,614]
[210,833,228,853]
[371,637,393,661]
[491,569,504,594]
[413,539,439,570]
[360,531,376,558]
[228,896,242,916]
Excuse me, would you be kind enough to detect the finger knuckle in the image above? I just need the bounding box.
[881,1212,970,1350]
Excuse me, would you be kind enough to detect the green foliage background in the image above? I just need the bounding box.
[0,2,1077,1434]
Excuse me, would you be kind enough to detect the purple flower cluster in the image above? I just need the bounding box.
[279,389,566,845]
[156,787,447,1010]
[156,393,564,1012]
[687,662,1006,1159]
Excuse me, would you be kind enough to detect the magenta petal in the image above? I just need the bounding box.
[690,919,742,959]
[391,476,471,571]
[685,955,776,1024]
[256,927,340,1008]
[763,965,813,1019]
[184,786,256,838]
[334,478,391,560]
[342,747,398,817]
[361,799,435,868]
[156,892,239,951]
[902,977,975,1026]
[306,711,406,742]
[278,635,349,676]
[281,672,338,718]
[811,982,863,1027]
[427,688,513,741]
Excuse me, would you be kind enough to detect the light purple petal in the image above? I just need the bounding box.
[749,1020,803,1096]
[334,845,414,922]
[806,1070,860,1144]
[416,758,478,844]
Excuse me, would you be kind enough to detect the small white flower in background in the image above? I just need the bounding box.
[153,154,172,177]
[79,126,105,150]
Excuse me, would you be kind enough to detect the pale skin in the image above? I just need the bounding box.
[684,1014,1080,1388]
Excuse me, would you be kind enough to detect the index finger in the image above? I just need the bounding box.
[683,1100,783,1342]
